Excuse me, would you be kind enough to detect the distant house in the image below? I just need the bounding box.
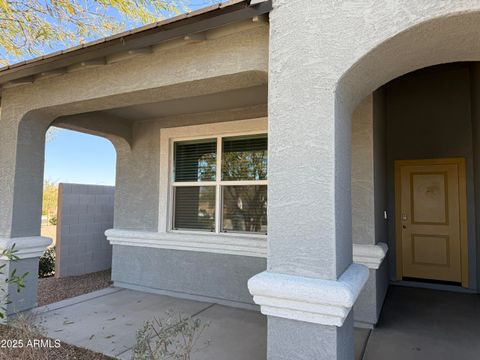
[1,1,480,358]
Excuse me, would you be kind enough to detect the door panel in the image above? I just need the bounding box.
[395,159,467,285]
[411,172,448,224]
[411,234,449,266]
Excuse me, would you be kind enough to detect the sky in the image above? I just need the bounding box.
[44,129,117,185]
[42,0,220,186]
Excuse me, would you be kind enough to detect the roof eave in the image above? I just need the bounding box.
[0,0,271,86]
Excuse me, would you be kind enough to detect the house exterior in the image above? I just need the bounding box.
[1,1,480,359]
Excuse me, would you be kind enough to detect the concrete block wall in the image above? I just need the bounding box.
[56,183,114,277]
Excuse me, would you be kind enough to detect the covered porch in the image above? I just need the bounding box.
[29,285,480,360]
[30,287,372,360]
[3,1,480,359]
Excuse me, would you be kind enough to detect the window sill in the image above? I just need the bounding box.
[105,228,267,258]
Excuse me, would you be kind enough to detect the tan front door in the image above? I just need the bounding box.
[395,158,468,287]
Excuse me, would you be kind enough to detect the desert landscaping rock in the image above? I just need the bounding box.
[38,270,112,307]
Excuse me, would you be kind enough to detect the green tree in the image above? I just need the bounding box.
[42,180,58,218]
[0,0,194,64]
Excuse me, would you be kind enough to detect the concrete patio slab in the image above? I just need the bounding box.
[34,288,211,357]
[191,303,267,360]
[30,287,369,359]
[117,303,268,360]
[363,285,480,360]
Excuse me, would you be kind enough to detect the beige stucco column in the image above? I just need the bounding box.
[0,107,52,314]
[248,1,368,359]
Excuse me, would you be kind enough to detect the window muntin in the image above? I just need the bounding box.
[172,133,267,235]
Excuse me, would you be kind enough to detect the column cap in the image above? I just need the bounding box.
[0,236,52,260]
[248,263,369,327]
[353,242,388,269]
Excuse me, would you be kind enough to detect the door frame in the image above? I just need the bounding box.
[394,157,468,287]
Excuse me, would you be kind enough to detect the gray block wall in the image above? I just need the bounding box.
[56,183,114,277]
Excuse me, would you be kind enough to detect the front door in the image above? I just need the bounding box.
[395,158,468,286]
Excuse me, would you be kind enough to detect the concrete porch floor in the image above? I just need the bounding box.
[30,287,370,359]
[364,285,480,360]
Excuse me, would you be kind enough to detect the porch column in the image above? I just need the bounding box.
[351,92,389,327]
[0,110,52,314]
[248,1,368,359]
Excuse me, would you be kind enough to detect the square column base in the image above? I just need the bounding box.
[0,257,42,315]
[352,243,389,326]
[354,263,388,327]
[0,236,52,316]
[249,264,368,360]
[267,312,354,360]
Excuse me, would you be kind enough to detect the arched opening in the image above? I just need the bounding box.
[6,79,268,358]
[39,126,116,304]
[352,62,480,286]
[340,11,480,358]
[0,14,270,358]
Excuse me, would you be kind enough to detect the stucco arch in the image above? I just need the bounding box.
[335,6,480,311]
[316,5,480,335]
[337,9,480,113]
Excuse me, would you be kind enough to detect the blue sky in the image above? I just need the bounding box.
[43,0,220,186]
[45,129,117,185]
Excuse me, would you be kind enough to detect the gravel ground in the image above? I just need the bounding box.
[0,323,115,360]
[37,270,112,307]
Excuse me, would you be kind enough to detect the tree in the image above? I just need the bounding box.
[0,0,198,64]
[46,126,60,143]
[42,179,58,219]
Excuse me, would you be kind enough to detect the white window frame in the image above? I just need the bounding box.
[159,118,268,240]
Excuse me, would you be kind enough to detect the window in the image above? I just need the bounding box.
[172,133,267,234]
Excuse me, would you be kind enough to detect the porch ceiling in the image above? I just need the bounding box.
[51,84,267,146]
[100,84,267,121]
[55,85,267,124]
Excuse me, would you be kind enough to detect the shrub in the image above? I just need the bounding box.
[48,216,57,226]
[132,312,209,360]
[38,247,55,278]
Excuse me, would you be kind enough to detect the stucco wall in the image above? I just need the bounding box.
[352,95,375,245]
[56,183,114,277]
[351,90,388,325]
[111,108,268,305]
[353,261,388,327]
[114,106,267,231]
[112,245,266,306]
[114,122,160,231]
[385,63,477,290]
[352,90,387,246]
[373,89,387,245]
